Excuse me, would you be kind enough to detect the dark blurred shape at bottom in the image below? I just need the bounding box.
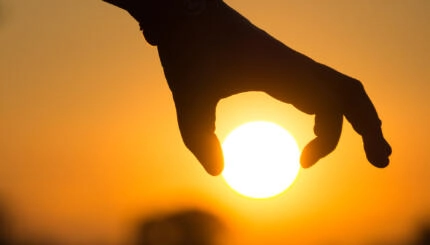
[415,221,430,245]
[135,209,224,245]
[0,201,10,245]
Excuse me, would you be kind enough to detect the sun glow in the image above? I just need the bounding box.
[221,121,300,199]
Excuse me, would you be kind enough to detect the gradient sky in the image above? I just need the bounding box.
[1,0,429,244]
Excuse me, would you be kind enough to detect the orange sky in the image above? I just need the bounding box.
[1,0,429,244]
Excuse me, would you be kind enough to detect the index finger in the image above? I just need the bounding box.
[342,79,392,167]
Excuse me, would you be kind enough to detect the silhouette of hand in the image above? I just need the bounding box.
[103,0,392,176]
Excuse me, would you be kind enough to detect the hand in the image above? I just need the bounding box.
[171,63,392,176]
[103,0,392,176]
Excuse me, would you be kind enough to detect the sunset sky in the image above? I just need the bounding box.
[1,0,429,244]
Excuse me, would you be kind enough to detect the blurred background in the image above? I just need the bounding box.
[1,0,429,244]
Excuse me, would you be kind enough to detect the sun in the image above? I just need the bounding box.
[221,121,300,199]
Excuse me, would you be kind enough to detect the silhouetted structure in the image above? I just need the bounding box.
[0,201,10,245]
[103,0,391,175]
[135,209,224,245]
[415,222,430,245]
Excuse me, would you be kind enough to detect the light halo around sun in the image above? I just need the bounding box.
[221,121,300,199]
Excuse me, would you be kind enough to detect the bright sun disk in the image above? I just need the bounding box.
[222,121,300,199]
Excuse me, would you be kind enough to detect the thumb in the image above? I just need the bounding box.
[175,96,224,176]
[301,112,343,168]
[183,132,224,176]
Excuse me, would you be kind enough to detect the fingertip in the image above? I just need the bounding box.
[370,158,389,168]
[366,145,391,168]
[363,134,392,168]
[192,151,224,176]
[300,150,318,168]
[195,135,225,176]
[204,165,224,176]
[300,112,342,169]
[201,153,224,176]
[300,133,342,168]
[301,139,325,169]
